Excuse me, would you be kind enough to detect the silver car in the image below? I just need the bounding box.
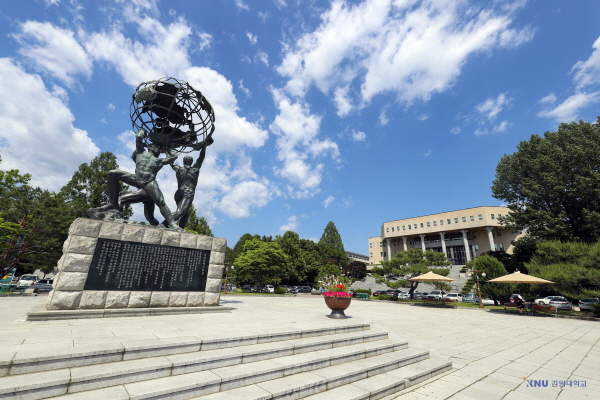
[578,298,599,311]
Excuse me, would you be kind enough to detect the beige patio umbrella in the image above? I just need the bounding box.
[487,271,554,284]
[409,271,454,282]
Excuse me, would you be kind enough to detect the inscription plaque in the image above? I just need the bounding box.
[84,238,210,291]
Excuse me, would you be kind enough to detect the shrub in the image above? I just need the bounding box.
[353,289,372,295]
[274,287,287,295]
[593,303,600,318]
[377,294,398,301]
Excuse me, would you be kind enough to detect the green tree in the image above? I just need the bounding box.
[466,255,512,305]
[525,240,600,301]
[232,233,261,262]
[234,239,289,286]
[318,221,350,266]
[183,205,213,236]
[60,152,132,219]
[343,261,368,281]
[492,118,600,244]
[298,239,323,285]
[371,249,451,297]
[275,231,305,284]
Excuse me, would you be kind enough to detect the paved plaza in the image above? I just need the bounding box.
[1,294,598,399]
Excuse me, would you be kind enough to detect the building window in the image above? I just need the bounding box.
[478,214,483,220]
[380,252,383,257]
[386,228,389,232]
[433,221,437,226]
[397,226,400,231]
[462,217,466,222]
[384,252,387,257]
[408,225,411,230]
[447,219,451,224]
[499,243,504,249]
[497,230,502,236]
[420,223,424,228]
[403,225,406,230]
[414,224,417,229]
[370,252,372,257]
[391,227,394,232]
[470,216,474,221]
[498,214,502,218]
[491,214,495,219]
[370,243,372,248]
[427,222,431,227]
[454,218,459,223]
[380,242,383,247]
[440,220,444,225]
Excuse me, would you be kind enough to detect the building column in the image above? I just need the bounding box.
[386,238,391,260]
[439,231,446,257]
[419,234,426,252]
[402,236,408,251]
[461,229,471,263]
[485,226,495,251]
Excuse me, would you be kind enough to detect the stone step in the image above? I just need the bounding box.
[42,339,412,400]
[190,347,432,400]
[3,323,369,376]
[0,328,389,400]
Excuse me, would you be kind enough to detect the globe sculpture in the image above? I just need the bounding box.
[130,77,215,153]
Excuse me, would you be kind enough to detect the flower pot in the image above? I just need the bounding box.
[324,296,351,319]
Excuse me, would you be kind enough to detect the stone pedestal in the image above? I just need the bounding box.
[46,218,226,310]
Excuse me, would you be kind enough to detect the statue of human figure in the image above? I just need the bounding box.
[168,133,214,229]
[94,128,178,227]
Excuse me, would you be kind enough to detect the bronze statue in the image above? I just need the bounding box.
[88,77,215,229]
[169,133,214,228]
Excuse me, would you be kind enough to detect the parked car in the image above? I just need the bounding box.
[398,291,410,299]
[445,293,460,302]
[265,284,275,293]
[462,293,479,303]
[30,282,53,293]
[386,289,401,297]
[372,290,387,297]
[535,295,566,305]
[242,285,255,292]
[37,279,54,285]
[578,298,599,311]
[17,275,38,287]
[426,290,447,299]
[296,286,312,293]
[548,297,573,310]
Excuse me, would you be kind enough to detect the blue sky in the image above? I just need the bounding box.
[1,0,600,255]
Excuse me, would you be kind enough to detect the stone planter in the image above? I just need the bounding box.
[324,296,351,319]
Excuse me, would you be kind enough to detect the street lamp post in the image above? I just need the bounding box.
[473,269,486,308]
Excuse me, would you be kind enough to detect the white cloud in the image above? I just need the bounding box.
[538,93,557,104]
[258,11,269,22]
[235,0,250,11]
[277,0,533,107]
[270,88,340,198]
[197,32,212,51]
[493,120,512,133]
[323,195,335,208]
[218,179,274,218]
[246,32,258,45]
[450,126,461,134]
[0,58,99,190]
[537,92,600,122]
[417,113,429,121]
[341,196,353,208]
[572,36,600,89]
[107,103,115,111]
[424,149,431,156]
[476,93,512,121]
[351,130,366,142]
[378,108,390,125]
[334,86,353,117]
[279,215,299,232]
[539,36,600,122]
[14,21,92,87]
[239,79,251,97]
[255,50,269,66]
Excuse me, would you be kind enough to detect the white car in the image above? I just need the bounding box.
[535,295,566,305]
[265,284,275,293]
[17,275,38,287]
[445,293,461,302]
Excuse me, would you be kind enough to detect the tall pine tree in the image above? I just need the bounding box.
[318,221,350,267]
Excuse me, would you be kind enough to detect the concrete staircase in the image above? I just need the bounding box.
[0,324,451,400]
